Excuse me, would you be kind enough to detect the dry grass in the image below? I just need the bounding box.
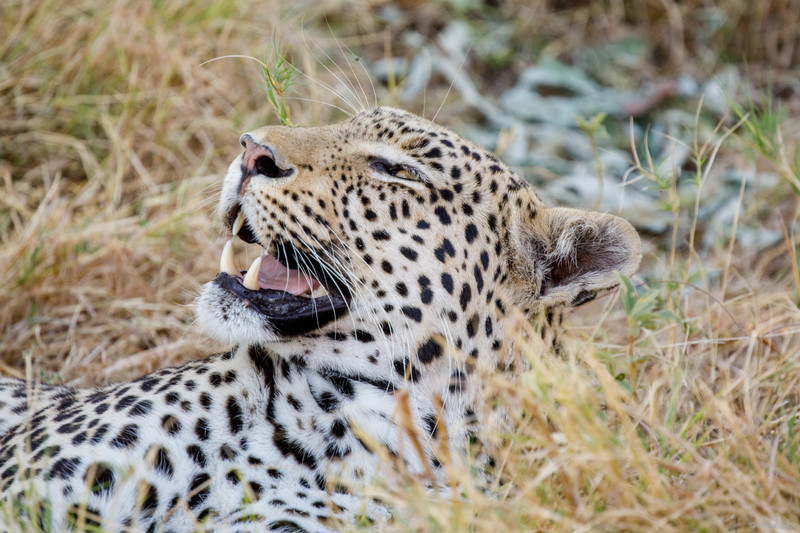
[3,0,800,531]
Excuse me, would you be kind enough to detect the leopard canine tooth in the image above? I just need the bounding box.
[232,211,245,236]
[220,240,239,276]
[242,255,263,291]
[310,285,330,298]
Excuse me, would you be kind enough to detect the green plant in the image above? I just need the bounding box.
[575,112,608,209]
[260,34,298,127]
[730,87,800,194]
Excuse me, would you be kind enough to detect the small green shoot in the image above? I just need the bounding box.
[617,273,679,339]
[260,34,298,127]
[616,272,680,383]
[730,87,800,193]
[575,112,608,209]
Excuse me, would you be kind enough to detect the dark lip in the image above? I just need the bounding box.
[215,272,349,336]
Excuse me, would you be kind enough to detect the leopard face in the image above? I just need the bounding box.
[197,106,641,375]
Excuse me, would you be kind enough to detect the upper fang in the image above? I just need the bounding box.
[242,255,263,291]
[232,211,245,236]
[220,240,239,276]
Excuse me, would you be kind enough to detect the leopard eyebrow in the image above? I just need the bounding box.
[400,137,430,151]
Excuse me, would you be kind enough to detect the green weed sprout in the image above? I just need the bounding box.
[260,35,297,127]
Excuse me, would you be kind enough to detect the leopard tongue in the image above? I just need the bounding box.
[256,253,320,295]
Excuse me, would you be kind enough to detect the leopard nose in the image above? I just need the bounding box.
[239,134,294,180]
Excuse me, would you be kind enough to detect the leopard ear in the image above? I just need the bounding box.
[512,207,642,308]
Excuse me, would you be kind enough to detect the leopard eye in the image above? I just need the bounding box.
[393,168,413,181]
[370,157,419,182]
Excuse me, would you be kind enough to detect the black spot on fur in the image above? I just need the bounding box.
[269,520,306,532]
[164,391,179,405]
[330,419,348,438]
[324,372,354,398]
[161,414,182,436]
[195,418,211,441]
[226,469,241,484]
[246,480,264,499]
[227,397,244,434]
[465,223,478,243]
[420,287,433,304]
[129,400,153,417]
[249,344,276,389]
[273,425,319,470]
[423,413,438,438]
[417,338,443,364]
[188,473,211,509]
[395,282,408,296]
[200,392,213,409]
[57,422,80,434]
[186,445,207,468]
[115,395,136,411]
[220,444,237,461]
[460,283,472,310]
[400,246,418,261]
[109,424,139,449]
[441,273,454,294]
[66,505,102,531]
[466,313,479,338]
[393,359,420,381]
[90,424,110,445]
[139,482,158,518]
[401,306,422,322]
[434,239,456,262]
[48,457,81,480]
[423,147,442,158]
[314,391,339,412]
[473,264,484,293]
[86,463,115,494]
[152,446,174,478]
[354,330,375,342]
[434,206,451,225]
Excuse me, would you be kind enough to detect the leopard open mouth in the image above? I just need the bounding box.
[214,205,350,336]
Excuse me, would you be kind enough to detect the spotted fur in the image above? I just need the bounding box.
[0,107,641,532]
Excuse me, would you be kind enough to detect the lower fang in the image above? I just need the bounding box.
[242,255,263,290]
[309,285,330,298]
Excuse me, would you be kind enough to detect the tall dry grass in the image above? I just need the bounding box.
[1,0,376,383]
[3,0,800,532]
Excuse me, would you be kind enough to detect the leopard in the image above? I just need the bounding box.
[0,106,641,532]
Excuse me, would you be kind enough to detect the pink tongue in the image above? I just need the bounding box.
[256,254,320,295]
